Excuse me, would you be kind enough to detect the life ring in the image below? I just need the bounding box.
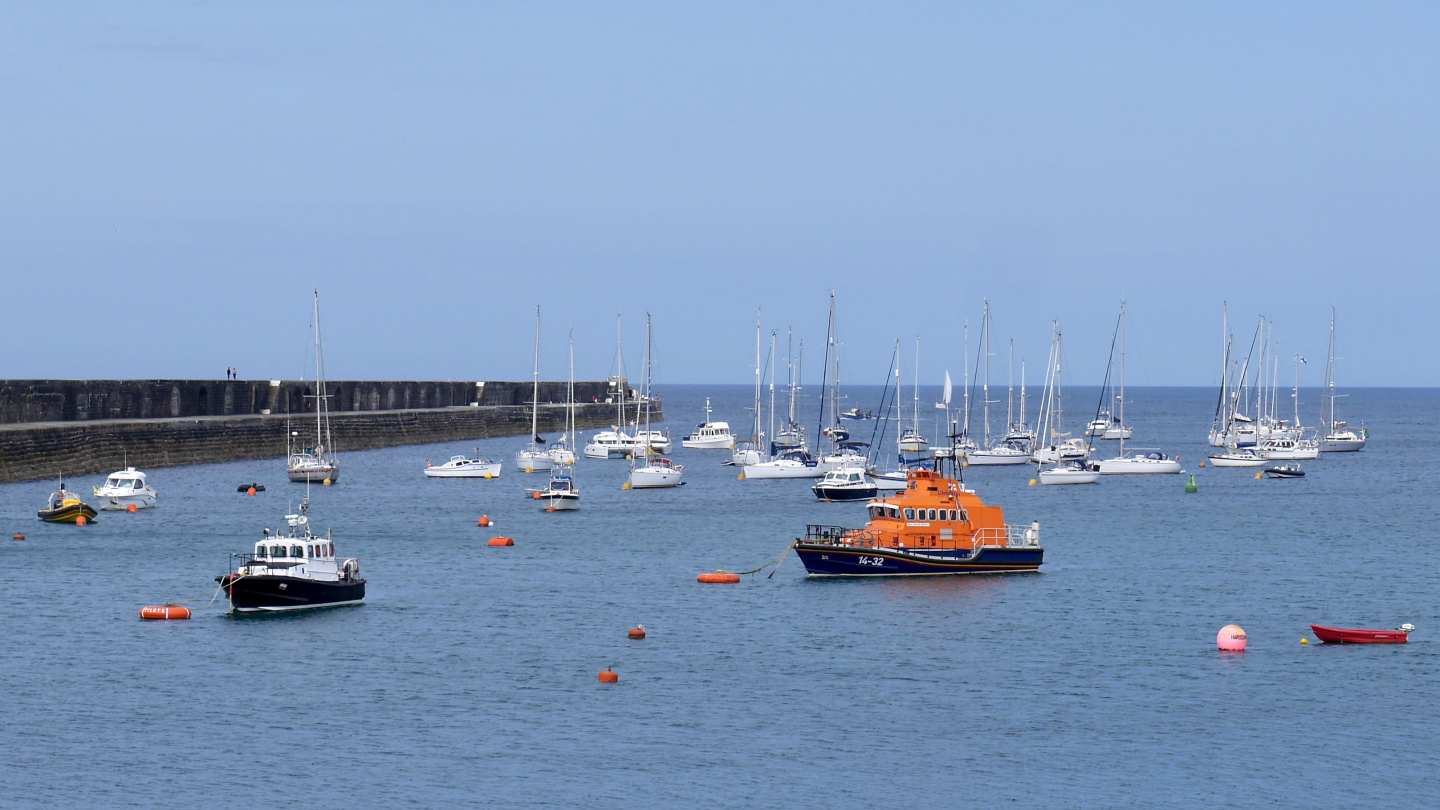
[343,559,360,579]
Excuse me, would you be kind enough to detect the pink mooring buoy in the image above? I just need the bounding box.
[1217,624,1248,652]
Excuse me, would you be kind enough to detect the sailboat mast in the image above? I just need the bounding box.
[1007,338,1015,434]
[641,314,653,461]
[962,323,970,439]
[615,315,626,430]
[753,308,762,444]
[768,330,777,451]
[1117,300,1126,457]
[530,306,541,446]
[981,302,991,447]
[567,329,576,450]
[311,290,333,457]
[912,335,921,435]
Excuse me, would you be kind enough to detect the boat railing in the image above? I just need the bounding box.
[801,522,1040,550]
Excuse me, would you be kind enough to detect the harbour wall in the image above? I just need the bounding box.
[0,379,662,483]
[0,379,627,425]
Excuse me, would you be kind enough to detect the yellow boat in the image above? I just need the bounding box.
[37,483,98,523]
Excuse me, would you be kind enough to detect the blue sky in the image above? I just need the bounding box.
[2,2,1436,386]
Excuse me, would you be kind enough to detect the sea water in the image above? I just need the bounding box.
[1,386,1436,807]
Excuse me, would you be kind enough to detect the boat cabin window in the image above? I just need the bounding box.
[904,508,915,520]
[927,509,936,521]
[307,545,314,556]
[291,545,304,557]
[270,544,284,557]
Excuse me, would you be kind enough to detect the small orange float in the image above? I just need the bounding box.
[247,487,257,496]
[76,515,87,526]
[127,503,138,513]
[598,668,619,683]
[140,605,192,620]
[488,536,514,547]
[697,571,741,584]
[628,625,646,639]
[13,534,25,541]
[478,516,492,527]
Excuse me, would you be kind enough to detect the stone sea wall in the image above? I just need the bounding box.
[0,400,663,484]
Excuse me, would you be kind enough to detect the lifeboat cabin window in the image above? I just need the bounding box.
[927,509,936,521]
[904,508,915,520]
[269,545,283,557]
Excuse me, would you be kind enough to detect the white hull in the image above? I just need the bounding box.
[1097,456,1182,475]
[966,449,1031,466]
[425,462,502,478]
[872,472,908,490]
[682,436,734,449]
[287,465,338,483]
[1039,469,1100,485]
[516,451,555,473]
[584,443,626,459]
[539,492,580,510]
[1320,434,1365,452]
[98,491,157,510]
[1207,454,1267,468]
[1259,447,1320,460]
[548,448,577,465]
[629,466,683,488]
[742,460,822,479]
[1101,427,1133,440]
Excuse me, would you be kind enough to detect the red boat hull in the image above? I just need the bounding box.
[1310,624,1409,644]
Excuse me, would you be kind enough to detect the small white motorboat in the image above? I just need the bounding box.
[94,467,158,510]
[811,467,878,501]
[1038,459,1101,485]
[536,466,580,509]
[1256,437,1320,460]
[425,454,502,478]
[682,399,735,449]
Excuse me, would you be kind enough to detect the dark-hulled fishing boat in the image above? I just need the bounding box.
[794,468,1042,577]
[218,505,364,613]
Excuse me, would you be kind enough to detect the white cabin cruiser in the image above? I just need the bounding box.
[1256,437,1320,460]
[1320,425,1366,452]
[1085,411,1133,440]
[683,399,735,449]
[94,467,158,510]
[425,454,502,478]
[537,466,580,509]
[812,467,879,501]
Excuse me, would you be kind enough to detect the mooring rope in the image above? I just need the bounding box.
[729,541,797,577]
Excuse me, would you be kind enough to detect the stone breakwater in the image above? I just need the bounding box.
[0,401,661,484]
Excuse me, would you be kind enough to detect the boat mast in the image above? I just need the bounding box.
[814,292,836,453]
[1007,338,1015,435]
[614,315,626,432]
[768,330,777,451]
[1019,357,1027,435]
[639,314,653,464]
[752,308,762,446]
[1324,306,1336,432]
[981,301,991,448]
[312,290,334,460]
[962,322,970,441]
[1117,300,1126,458]
[1292,351,1302,429]
[567,329,576,451]
[530,306,542,449]
[912,335,921,437]
[894,338,903,462]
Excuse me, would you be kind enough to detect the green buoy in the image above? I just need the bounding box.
[1185,474,1198,494]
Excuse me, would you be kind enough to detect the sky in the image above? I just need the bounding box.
[2,2,1437,387]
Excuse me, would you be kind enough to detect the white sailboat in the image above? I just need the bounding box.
[1097,302,1182,475]
[968,302,1030,467]
[1319,306,1366,452]
[585,316,639,459]
[546,331,579,466]
[516,306,555,474]
[287,290,340,483]
[628,314,684,489]
[897,336,929,459]
[732,309,767,466]
[1033,323,1100,484]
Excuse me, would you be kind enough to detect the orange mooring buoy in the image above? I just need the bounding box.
[478,515,491,527]
[247,487,257,496]
[488,536,514,547]
[13,534,25,541]
[76,515,87,526]
[628,625,646,639]
[598,668,619,683]
[697,571,742,584]
[140,605,192,620]
[127,503,138,513]
[532,491,541,500]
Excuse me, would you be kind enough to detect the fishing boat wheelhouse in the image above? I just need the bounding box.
[218,508,364,613]
[794,468,1042,577]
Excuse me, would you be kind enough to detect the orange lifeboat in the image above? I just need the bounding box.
[792,468,1042,577]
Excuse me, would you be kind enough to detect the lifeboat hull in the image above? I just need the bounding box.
[217,574,365,613]
[1310,624,1409,644]
[794,543,1043,577]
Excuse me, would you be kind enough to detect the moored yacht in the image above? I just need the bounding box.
[811,467,878,501]
[537,466,580,510]
[683,398,735,449]
[516,306,556,474]
[94,467,158,510]
[287,291,340,484]
[218,506,364,613]
[743,448,822,479]
[1207,447,1267,467]
[425,454,502,478]
[627,315,684,489]
[1037,459,1101,485]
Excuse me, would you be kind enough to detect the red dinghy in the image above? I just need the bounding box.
[1310,624,1412,644]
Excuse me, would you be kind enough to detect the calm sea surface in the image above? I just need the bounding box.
[2,385,1436,808]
